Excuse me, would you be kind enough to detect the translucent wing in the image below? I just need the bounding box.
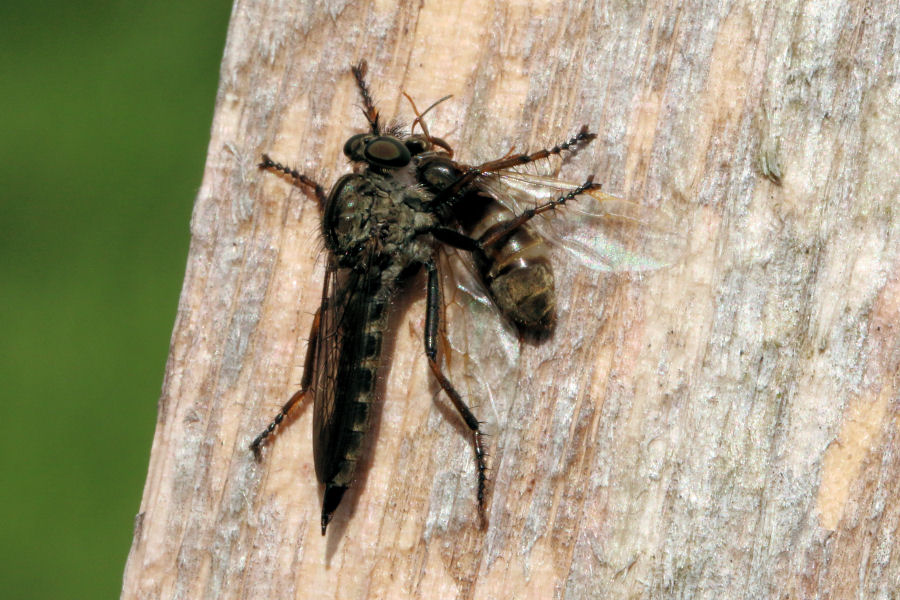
[311,257,346,483]
[436,247,521,424]
[479,171,686,272]
[311,253,379,484]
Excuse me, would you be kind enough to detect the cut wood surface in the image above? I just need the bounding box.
[122,1,900,598]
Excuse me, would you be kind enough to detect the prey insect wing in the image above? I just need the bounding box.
[436,247,520,412]
[479,170,685,272]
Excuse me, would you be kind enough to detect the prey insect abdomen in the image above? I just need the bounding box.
[453,190,556,331]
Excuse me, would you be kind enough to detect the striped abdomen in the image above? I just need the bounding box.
[313,270,392,530]
[453,190,556,332]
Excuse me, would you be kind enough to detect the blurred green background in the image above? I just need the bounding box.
[0,2,231,597]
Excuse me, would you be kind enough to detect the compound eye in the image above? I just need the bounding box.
[343,133,372,161]
[364,136,411,168]
[416,156,460,191]
[404,135,430,156]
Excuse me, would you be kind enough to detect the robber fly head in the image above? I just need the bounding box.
[343,131,454,169]
[342,133,412,169]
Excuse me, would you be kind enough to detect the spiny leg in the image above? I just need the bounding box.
[423,259,488,526]
[476,125,597,172]
[479,177,600,249]
[259,154,327,209]
[432,126,597,209]
[250,310,321,459]
[351,59,380,134]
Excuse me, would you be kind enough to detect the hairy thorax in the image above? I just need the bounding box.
[324,170,438,276]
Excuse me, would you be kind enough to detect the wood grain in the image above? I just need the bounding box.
[122,0,900,598]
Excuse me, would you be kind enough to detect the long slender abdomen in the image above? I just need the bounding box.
[313,277,391,531]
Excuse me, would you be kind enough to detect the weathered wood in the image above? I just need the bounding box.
[122,1,900,598]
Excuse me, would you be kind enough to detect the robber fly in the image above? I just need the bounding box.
[250,61,675,534]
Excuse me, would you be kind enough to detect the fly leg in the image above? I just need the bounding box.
[258,154,327,210]
[476,125,597,172]
[423,259,489,527]
[479,177,601,249]
[250,310,321,460]
[351,59,380,134]
[432,126,597,208]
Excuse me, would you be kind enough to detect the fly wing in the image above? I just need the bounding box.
[436,246,521,426]
[479,171,686,272]
[311,253,380,484]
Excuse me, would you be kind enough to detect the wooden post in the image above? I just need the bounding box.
[122,1,900,598]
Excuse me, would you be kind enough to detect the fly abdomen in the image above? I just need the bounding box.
[454,191,556,331]
[314,277,391,532]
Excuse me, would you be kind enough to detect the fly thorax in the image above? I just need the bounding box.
[322,173,381,260]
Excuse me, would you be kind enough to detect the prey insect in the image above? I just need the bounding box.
[250,60,672,534]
